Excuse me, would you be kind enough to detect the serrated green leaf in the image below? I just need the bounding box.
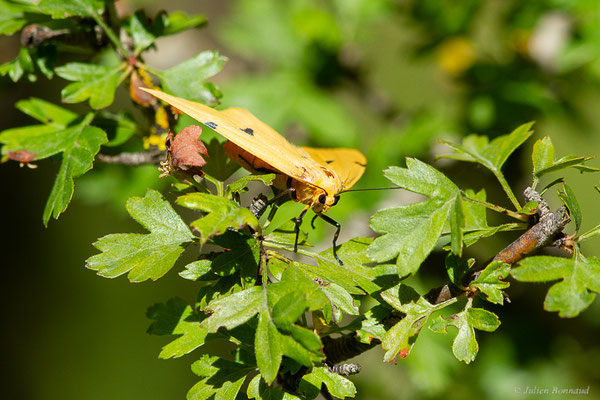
[188,355,252,400]
[56,62,125,109]
[558,183,581,232]
[450,195,464,256]
[38,0,105,18]
[368,159,460,276]
[146,298,208,358]
[86,189,194,281]
[512,256,600,317]
[0,46,35,82]
[0,0,38,35]
[130,10,155,52]
[531,136,599,178]
[467,308,500,332]
[16,97,78,126]
[354,305,391,344]
[227,173,276,196]
[264,219,309,247]
[299,367,356,399]
[177,192,259,243]
[470,261,510,304]
[179,260,213,281]
[256,307,283,384]
[161,51,227,104]
[201,286,263,332]
[247,375,299,400]
[381,284,456,361]
[440,122,534,173]
[532,136,554,175]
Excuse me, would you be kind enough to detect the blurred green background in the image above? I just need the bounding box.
[2,0,600,399]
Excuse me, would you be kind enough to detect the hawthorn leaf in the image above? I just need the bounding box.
[202,138,240,180]
[354,305,391,344]
[512,256,600,317]
[439,122,534,174]
[368,159,460,277]
[176,192,259,243]
[152,10,207,36]
[256,307,283,384]
[247,375,300,400]
[146,298,208,358]
[429,307,500,364]
[470,261,510,305]
[227,173,276,196]
[201,286,263,332]
[299,367,356,399]
[179,260,214,281]
[380,283,456,361]
[92,111,138,147]
[86,189,194,281]
[0,0,38,35]
[531,136,599,178]
[160,51,227,104]
[188,355,253,400]
[0,47,36,82]
[558,183,582,232]
[56,62,125,109]
[445,253,474,286]
[129,10,155,52]
[38,0,105,18]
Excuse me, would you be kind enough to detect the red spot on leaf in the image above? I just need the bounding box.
[398,348,410,359]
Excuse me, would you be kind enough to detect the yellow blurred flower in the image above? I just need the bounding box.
[436,37,476,76]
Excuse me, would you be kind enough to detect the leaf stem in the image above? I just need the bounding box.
[462,195,529,222]
[90,12,129,58]
[493,170,521,210]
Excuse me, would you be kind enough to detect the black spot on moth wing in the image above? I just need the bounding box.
[325,160,334,164]
[240,127,254,136]
[354,161,366,167]
[205,121,218,129]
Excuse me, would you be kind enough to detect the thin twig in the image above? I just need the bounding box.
[96,149,164,165]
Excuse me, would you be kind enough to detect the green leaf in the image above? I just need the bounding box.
[129,10,155,52]
[176,192,259,243]
[161,51,227,104]
[512,256,600,317]
[354,305,391,344]
[201,286,263,332]
[92,111,138,147]
[188,355,253,400]
[380,284,456,361]
[368,159,460,277]
[38,0,105,18]
[56,62,125,109]
[445,253,474,286]
[256,307,283,384]
[558,183,582,232]
[531,136,600,178]
[299,367,356,399]
[152,10,207,36]
[429,307,499,364]
[227,173,276,196]
[86,189,194,281]
[440,122,534,173]
[179,260,213,281]
[146,298,208,358]
[517,201,539,215]
[0,0,38,35]
[0,46,35,82]
[15,97,77,126]
[532,136,554,176]
[470,261,510,305]
[450,195,465,256]
[247,375,299,400]
[462,189,489,231]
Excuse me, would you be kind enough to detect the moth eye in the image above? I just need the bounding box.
[333,195,340,206]
[318,194,327,204]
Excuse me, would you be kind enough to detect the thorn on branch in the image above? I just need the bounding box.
[96,149,164,165]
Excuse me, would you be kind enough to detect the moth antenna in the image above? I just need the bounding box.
[341,186,403,193]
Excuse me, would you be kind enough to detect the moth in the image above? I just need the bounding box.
[142,88,366,264]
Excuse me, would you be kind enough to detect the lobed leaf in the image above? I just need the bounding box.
[470,261,511,305]
[188,355,253,400]
[177,192,259,243]
[146,298,208,359]
[368,159,460,277]
[299,367,356,399]
[161,51,227,105]
[86,190,194,281]
[512,256,600,317]
[532,136,599,178]
[56,62,125,109]
[38,0,105,18]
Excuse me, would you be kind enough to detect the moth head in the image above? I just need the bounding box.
[316,192,340,212]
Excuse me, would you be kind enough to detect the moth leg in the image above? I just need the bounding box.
[316,212,343,266]
[310,214,318,229]
[294,205,310,253]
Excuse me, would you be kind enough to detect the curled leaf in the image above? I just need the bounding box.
[163,125,209,177]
